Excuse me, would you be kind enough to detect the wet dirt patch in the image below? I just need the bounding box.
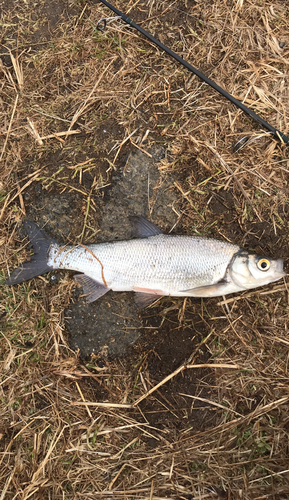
[15,143,184,359]
[131,303,216,432]
[65,145,182,359]
[97,146,180,242]
[24,185,82,241]
[66,289,142,359]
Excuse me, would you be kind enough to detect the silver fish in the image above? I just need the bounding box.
[5,216,285,307]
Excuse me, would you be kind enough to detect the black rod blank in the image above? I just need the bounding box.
[98,0,289,144]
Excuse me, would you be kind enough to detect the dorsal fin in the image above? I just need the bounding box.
[130,216,163,238]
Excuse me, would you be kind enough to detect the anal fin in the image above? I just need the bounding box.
[74,274,110,303]
[135,293,163,308]
[133,287,164,308]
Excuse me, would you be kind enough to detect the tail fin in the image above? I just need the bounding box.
[5,221,58,285]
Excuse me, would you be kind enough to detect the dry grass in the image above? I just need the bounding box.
[0,0,289,498]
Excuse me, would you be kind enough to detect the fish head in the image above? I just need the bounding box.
[229,251,286,290]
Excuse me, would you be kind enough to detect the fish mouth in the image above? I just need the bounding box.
[276,258,286,277]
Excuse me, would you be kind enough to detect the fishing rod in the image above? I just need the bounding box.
[97,0,289,145]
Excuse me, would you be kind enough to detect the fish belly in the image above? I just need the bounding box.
[49,235,240,296]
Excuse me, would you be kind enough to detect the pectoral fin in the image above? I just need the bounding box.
[74,274,110,303]
[181,281,229,297]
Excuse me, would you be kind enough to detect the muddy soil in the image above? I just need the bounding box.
[65,147,182,358]
[23,146,179,358]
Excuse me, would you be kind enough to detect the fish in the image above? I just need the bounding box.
[5,216,285,308]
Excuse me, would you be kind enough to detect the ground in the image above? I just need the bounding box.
[0,0,289,499]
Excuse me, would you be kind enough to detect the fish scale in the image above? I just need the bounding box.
[49,235,240,294]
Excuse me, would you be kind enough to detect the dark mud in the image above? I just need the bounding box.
[66,289,143,359]
[97,147,179,242]
[21,146,183,359]
[24,186,82,241]
[66,146,181,359]
[133,303,215,431]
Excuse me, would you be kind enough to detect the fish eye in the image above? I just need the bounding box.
[257,258,270,271]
